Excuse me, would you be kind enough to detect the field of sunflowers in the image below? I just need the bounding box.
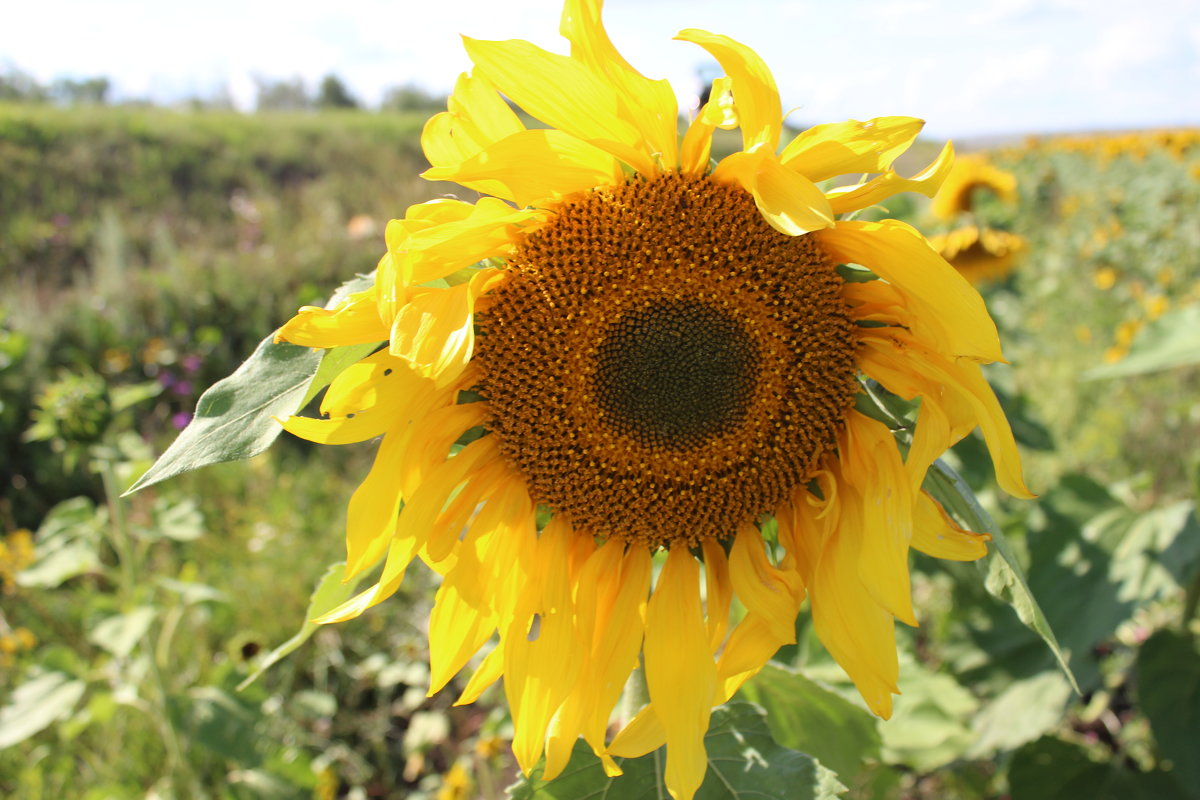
[1,97,1198,800]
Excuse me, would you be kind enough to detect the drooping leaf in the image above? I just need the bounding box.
[0,671,87,749]
[237,561,370,691]
[738,663,881,783]
[1136,629,1200,798]
[510,702,845,799]
[924,459,1079,692]
[122,331,322,495]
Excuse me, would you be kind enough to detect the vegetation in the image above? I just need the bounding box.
[1,103,1198,798]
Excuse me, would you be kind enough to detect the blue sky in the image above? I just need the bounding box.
[5,0,1199,138]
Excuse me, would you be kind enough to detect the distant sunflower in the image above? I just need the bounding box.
[931,225,1027,284]
[275,2,1032,798]
[931,154,1019,220]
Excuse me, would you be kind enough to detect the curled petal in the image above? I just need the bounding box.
[781,116,925,182]
[676,28,782,152]
[561,0,678,168]
[423,129,624,209]
[827,141,956,215]
[713,150,834,236]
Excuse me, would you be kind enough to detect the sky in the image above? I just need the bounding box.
[4,0,1199,139]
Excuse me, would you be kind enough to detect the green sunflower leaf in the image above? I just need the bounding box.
[121,332,322,495]
[510,702,845,799]
[0,671,87,750]
[123,272,379,497]
[924,459,1079,693]
[737,663,881,783]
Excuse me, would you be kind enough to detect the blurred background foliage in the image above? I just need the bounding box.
[0,73,1198,799]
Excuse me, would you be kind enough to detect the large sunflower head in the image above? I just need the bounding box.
[275,3,1032,798]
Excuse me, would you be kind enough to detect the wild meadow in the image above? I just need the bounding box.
[1,102,1198,799]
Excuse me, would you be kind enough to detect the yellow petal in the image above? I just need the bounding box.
[422,129,624,209]
[643,548,715,800]
[560,0,678,168]
[809,482,899,718]
[276,288,387,349]
[860,328,1033,499]
[344,431,411,580]
[826,141,955,215]
[780,116,925,182]
[679,77,734,175]
[840,412,916,627]
[701,538,732,651]
[422,71,526,200]
[913,491,991,561]
[312,573,404,624]
[389,199,536,290]
[428,553,499,694]
[456,642,504,705]
[505,518,583,775]
[713,150,834,236]
[675,29,782,153]
[728,523,803,643]
[578,543,652,758]
[816,219,1003,362]
[319,348,417,418]
[389,269,505,387]
[462,36,658,175]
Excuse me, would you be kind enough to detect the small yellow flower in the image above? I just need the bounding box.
[0,529,36,591]
[474,735,506,759]
[1093,267,1118,291]
[1074,325,1092,344]
[1143,294,1169,321]
[436,764,472,800]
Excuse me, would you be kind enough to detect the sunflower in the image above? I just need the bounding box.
[931,154,1019,221]
[274,2,1032,797]
[930,224,1027,284]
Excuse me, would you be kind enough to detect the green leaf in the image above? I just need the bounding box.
[88,607,157,658]
[0,671,87,749]
[925,459,1079,692]
[879,656,978,772]
[122,331,323,496]
[1136,629,1200,798]
[968,671,1073,756]
[510,702,845,799]
[1008,735,1188,800]
[182,687,263,765]
[147,496,205,541]
[17,498,104,589]
[236,561,369,691]
[1083,304,1200,380]
[738,663,881,783]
